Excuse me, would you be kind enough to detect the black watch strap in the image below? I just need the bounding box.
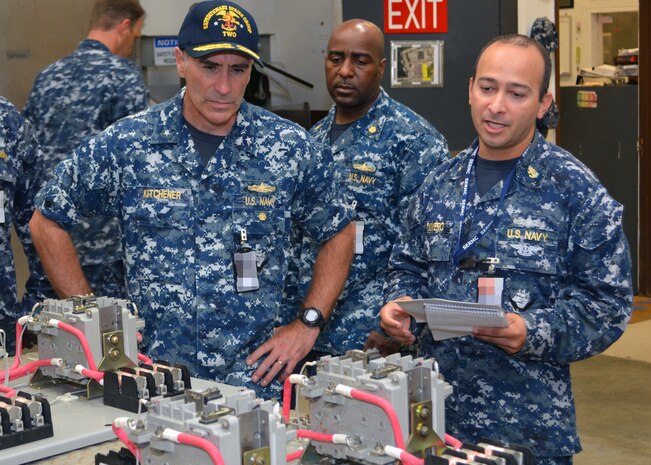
[298,306,326,331]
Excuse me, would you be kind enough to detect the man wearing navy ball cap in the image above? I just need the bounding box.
[30,0,354,399]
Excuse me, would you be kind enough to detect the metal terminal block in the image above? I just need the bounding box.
[0,393,54,449]
[133,367,168,396]
[149,363,185,392]
[0,402,24,433]
[14,396,44,427]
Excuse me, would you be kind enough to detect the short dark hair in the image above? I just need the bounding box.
[471,34,551,101]
[90,0,145,31]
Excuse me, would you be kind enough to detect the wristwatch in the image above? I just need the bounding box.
[298,306,326,331]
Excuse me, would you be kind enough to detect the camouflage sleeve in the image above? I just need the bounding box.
[396,125,450,218]
[384,178,431,301]
[10,117,42,244]
[291,139,353,244]
[36,131,119,229]
[3,109,50,313]
[517,189,633,364]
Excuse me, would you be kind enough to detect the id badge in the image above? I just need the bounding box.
[354,220,364,255]
[477,276,504,306]
[234,229,259,292]
[0,190,5,224]
[234,247,259,292]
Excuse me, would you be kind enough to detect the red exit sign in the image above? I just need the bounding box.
[384,0,448,34]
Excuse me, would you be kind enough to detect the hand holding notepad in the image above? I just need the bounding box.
[390,298,508,340]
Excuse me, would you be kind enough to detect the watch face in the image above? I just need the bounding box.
[305,308,319,323]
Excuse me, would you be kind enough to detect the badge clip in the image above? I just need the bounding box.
[234,228,259,292]
[481,257,500,275]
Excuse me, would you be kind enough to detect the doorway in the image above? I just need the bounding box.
[556,0,647,294]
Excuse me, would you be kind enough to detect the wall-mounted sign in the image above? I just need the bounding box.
[154,37,178,66]
[384,0,448,34]
[391,40,443,88]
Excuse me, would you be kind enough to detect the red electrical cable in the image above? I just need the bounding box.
[10,319,25,370]
[286,449,303,462]
[346,387,406,450]
[385,445,425,465]
[444,433,463,450]
[53,320,98,371]
[177,432,226,465]
[283,377,292,423]
[137,353,153,365]
[296,429,335,443]
[112,422,140,460]
[399,449,425,465]
[79,366,105,382]
[0,385,17,398]
[1,359,55,381]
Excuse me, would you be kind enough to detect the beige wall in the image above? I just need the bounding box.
[0,0,93,108]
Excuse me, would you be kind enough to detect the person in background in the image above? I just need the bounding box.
[379,34,632,465]
[0,97,46,351]
[280,19,449,360]
[23,0,148,300]
[29,0,354,399]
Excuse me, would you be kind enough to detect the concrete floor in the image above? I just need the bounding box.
[572,302,651,465]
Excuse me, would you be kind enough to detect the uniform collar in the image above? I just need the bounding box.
[318,88,389,152]
[448,131,548,189]
[150,89,256,145]
[150,90,186,145]
[78,39,111,53]
[514,131,547,189]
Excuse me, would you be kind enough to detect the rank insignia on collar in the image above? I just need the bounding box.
[352,162,376,173]
[0,151,8,159]
[247,183,276,193]
[527,166,539,179]
[368,125,377,134]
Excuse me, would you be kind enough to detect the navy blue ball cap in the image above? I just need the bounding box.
[178,1,263,66]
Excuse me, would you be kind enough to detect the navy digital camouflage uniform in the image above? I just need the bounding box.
[281,88,448,354]
[23,39,149,298]
[0,97,46,350]
[36,91,352,398]
[385,131,632,459]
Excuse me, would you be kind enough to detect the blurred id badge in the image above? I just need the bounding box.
[354,220,364,254]
[234,246,259,292]
[477,276,504,307]
[0,191,5,224]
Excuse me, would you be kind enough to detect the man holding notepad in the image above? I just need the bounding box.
[379,35,632,465]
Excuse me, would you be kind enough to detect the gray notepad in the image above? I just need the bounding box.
[391,298,507,340]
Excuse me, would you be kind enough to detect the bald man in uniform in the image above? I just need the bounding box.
[281,19,449,359]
